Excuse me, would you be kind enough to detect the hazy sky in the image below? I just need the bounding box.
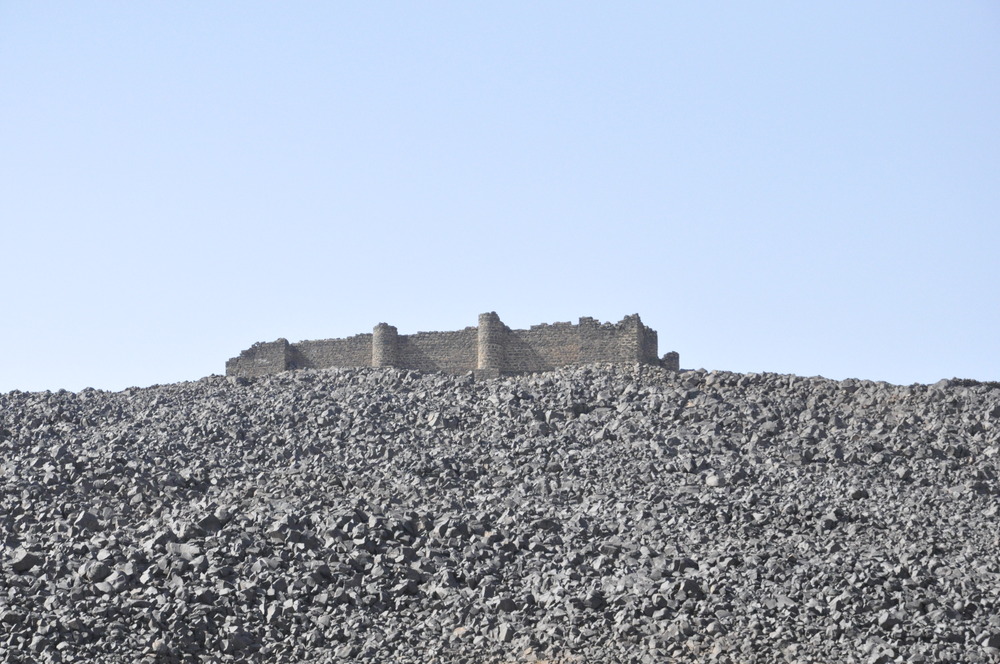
[2,3,998,392]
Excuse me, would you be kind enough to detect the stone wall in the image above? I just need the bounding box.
[225,339,293,378]
[226,313,677,378]
[397,328,479,374]
[292,335,372,370]
[502,316,653,373]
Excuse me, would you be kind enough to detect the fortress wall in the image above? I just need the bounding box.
[291,335,372,370]
[225,339,291,378]
[397,328,479,373]
[226,314,670,378]
[500,316,660,373]
[636,320,659,364]
[578,317,637,365]
[504,322,579,373]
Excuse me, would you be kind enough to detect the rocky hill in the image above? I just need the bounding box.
[1,365,998,663]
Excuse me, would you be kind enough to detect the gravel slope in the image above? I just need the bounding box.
[1,364,998,663]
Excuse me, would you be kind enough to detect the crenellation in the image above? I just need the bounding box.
[226,313,678,378]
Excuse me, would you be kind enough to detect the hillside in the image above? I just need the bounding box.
[1,365,998,663]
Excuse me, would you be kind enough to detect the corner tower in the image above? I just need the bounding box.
[372,323,399,367]
[477,312,504,376]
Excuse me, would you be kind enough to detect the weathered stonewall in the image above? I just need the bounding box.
[226,313,680,378]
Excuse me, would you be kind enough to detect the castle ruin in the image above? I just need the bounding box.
[226,313,679,379]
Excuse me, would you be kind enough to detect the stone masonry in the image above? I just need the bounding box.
[225,313,680,379]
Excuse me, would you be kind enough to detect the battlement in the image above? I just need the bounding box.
[225,313,678,378]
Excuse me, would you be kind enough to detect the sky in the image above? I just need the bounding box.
[2,3,998,392]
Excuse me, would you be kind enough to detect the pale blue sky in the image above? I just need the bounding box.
[2,3,998,392]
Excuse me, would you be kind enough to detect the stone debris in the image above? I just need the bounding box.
[0,365,998,663]
[10,550,42,574]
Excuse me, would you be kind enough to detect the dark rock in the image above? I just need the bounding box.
[73,511,100,532]
[11,550,42,573]
[497,623,515,643]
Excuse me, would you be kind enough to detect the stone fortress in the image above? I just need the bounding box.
[226,313,679,379]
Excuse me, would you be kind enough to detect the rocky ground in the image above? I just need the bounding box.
[1,364,998,663]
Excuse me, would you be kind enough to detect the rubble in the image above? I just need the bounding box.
[0,365,998,662]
